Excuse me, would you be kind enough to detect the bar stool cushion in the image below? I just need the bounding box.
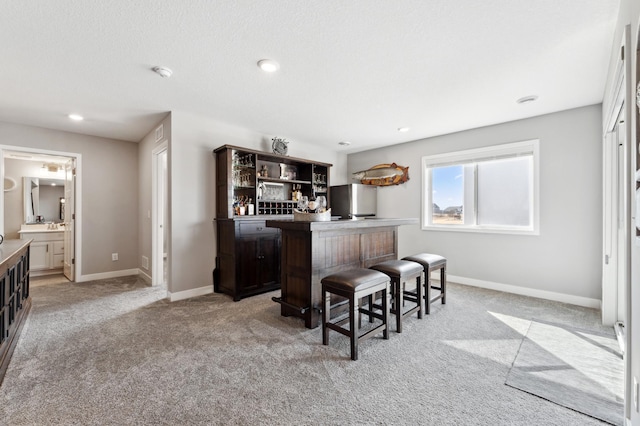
[403,252,447,314]
[321,269,390,293]
[369,259,423,278]
[403,253,446,269]
[369,260,424,333]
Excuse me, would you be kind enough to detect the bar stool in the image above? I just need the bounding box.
[321,269,391,361]
[402,253,447,314]
[369,260,423,333]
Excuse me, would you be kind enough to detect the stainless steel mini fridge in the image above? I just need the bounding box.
[330,183,377,219]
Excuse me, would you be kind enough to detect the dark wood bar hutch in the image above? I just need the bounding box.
[213,144,332,301]
[0,240,31,384]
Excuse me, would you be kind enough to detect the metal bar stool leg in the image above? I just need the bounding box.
[441,266,446,304]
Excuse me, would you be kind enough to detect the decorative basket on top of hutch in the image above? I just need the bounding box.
[213,144,331,301]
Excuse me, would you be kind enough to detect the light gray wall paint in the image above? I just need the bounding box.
[348,105,603,300]
[168,110,347,294]
[0,121,139,276]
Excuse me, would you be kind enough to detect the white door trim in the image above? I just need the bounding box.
[152,140,168,289]
[602,130,619,326]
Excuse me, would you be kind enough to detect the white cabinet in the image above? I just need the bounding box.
[19,230,64,274]
[52,240,64,268]
[30,242,50,269]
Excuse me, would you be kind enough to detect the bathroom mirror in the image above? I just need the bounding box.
[24,177,65,223]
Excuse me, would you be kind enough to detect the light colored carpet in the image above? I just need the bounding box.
[29,274,70,288]
[505,319,624,425]
[0,276,617,425]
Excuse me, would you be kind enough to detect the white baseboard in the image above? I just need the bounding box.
[168,285,213,302]
[448,274,602,310]
[75,268,211,302]
[76,268,140,282]
[138,269,152,284]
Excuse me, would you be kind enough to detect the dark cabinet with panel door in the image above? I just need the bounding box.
[214,219,280,301]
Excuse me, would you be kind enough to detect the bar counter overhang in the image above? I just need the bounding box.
[266,217,418,328]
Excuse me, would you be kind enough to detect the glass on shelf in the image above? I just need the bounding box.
[233,152,255,168]
[316,195,327,212]
[297,196,309,212]
[233,169,255,188]
[313,173,327,184]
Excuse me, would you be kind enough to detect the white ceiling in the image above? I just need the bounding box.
[0,1,620,153]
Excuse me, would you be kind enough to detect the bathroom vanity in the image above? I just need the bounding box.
[18,224,64,275]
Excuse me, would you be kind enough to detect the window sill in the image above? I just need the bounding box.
[421,224,539,236]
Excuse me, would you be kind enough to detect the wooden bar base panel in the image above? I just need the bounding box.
[266,218,417,329]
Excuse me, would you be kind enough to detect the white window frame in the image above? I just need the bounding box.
[421,139,540,235]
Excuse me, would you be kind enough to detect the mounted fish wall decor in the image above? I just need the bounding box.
[353,163,409,186]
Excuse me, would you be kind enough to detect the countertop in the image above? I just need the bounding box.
[266,217,418,231]
[0,239,31,265]
[18,229,64,234]
[18,224,65,234]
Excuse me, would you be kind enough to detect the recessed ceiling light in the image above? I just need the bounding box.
[152,66,173,78]
[516,95,538,104]
[257,59,280,72]
[68,114,84,121]
[338,141,351,146]
[397,127,410,132]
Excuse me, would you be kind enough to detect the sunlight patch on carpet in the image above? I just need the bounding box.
[505,319,624,425]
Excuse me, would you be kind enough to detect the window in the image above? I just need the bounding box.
[422,140,539,234]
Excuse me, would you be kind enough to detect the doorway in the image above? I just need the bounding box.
[0,146,80,282]
[152,141,168,290]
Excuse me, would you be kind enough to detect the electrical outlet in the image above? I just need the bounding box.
[142,256,149,270]
[112,253,118,261]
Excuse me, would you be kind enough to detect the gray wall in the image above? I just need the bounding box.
[348,105,603,301]
[0,121,139,277]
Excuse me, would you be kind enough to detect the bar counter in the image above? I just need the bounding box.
[266,217,418,328]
